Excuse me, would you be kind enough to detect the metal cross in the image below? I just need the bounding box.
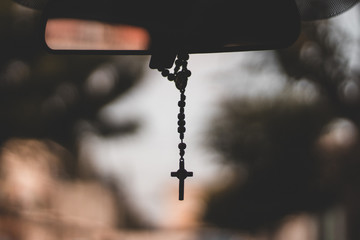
[171,160,193,200]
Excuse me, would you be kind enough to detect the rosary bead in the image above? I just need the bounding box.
[180,94,186,101]
[185,70,191,77]
[180,133,184,139]
[178,120,186,126]
[168,74,175,81]
[178,142,187,150]
[175,59,182,66]
[180,107,185,113]
[178,113,185,120]
[174,65,180,73]
[180,149,185,157]
[161,69,169,77]
[175,73,188,91]
[178,126,186,133]
[178,100,186,107]
[178,53,189,61]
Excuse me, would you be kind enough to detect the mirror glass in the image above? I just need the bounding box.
[45,19,150,51]
[42,0,301,54]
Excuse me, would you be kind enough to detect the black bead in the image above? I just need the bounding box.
[178,120,186,126]
[178,101,186,107]
[175,73,188,91]
[180,108,185,113]
[180,133,184,139]
[168,74,175,81]
[180,149,185,157]
[178,143,187,150]
[175,59,182,66]
[185,70,191,77]
[178,53,189,61]
[178,113,185,120]
[178,127,186,133]
[161,69,169,77]
[180,94,186,101]
[174,65,180,73]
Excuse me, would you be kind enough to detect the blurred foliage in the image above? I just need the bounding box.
[277,22,360,124]
[205,96,334,231]
[204,11,360,238]
[0,1,146,177]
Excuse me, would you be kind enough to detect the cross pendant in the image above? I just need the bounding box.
[171,160,193,200]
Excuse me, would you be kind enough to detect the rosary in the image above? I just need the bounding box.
[157,53,193,200]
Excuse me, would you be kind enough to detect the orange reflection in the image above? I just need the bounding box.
[45,19,150,51]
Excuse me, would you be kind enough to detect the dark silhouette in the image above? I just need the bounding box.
[171,160,193,201]
[158,54,194,201]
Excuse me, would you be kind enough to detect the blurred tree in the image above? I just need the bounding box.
[204,96,334,232]
[204,8,360,239]
[0,1,146,178]
[276,18,360,240]
[277,21,360,125]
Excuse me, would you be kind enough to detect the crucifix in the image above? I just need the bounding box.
[171,160,193,200]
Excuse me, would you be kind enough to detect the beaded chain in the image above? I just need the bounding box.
[158,53,193,201]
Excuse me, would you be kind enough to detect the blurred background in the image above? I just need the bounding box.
[0,0,360,239]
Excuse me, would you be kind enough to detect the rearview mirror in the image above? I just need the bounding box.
[42,0,301,55]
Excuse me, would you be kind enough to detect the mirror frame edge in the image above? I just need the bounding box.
[39,3,301,55]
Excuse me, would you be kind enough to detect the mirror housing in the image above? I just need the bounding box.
[41,0,301,68]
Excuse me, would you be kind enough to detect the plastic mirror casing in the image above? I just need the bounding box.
[41,0,301,55]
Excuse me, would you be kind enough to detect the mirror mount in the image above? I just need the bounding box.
[148,34,179,70]
[149,51,177,70]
